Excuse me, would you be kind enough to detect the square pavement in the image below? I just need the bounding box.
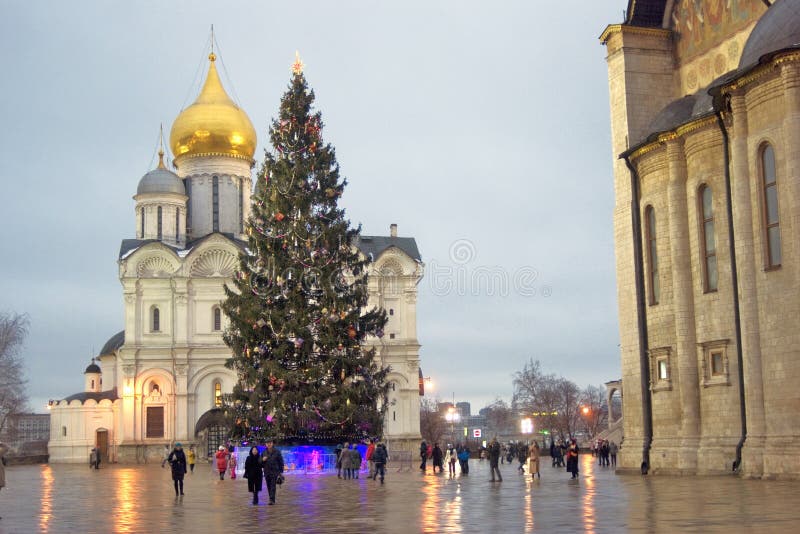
[2,455,800,532]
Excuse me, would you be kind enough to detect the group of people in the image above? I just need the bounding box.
[548,438,581,478]
[420,441,472,476]
[335,439,389,483]
[592,439,618,467]
[215,444,237,480]
[162,443,196,473]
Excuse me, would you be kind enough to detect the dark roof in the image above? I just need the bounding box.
[739,0,800,68]
[119,233,247,260]
[626,0,667,28]
[356,235,422,262]
[84,362,101,374]
[62,387,119,404]
[99,330,125,355]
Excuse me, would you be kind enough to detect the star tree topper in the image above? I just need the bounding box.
[291,51,305,75]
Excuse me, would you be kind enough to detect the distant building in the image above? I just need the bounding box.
[456,402,471,418]
[2,413,50,443]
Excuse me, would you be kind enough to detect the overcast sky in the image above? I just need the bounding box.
[1,0,624,414]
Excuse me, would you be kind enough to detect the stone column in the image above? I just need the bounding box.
[781,61,800,303]
[174,363,189,441]
[729,92,766,477]
[666,139,700,472]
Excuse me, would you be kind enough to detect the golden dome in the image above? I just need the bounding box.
[170,53,256,164]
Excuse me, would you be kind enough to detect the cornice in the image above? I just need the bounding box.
[628,115,717,162]
[599,24,671,45]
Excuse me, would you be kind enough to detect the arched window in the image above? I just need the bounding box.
[91,379,95,389]
[151,306,160,332]
[212,306,222,331]
[176,208,180,241]
[212,176,219,232]
[157,206,163,240]
[761,144,782,268]
[698,185,717,292]
[214,382,222,407]
[644,206,659,305]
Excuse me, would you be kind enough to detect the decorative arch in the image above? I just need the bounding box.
[189,248,238,277]
[187,364,234,394]
[137,255,179,278]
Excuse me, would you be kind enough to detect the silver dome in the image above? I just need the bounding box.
[739,0,800,69]
[137,167,186,195]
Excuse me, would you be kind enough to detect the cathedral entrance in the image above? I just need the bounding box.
[195,408,229,459]
[96,429,108,460]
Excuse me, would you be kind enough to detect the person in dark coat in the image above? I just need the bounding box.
[371,443,388,483]
[431,443,444,473]
[419,440,428,472]
[488,438,502,482]
[566,438,579,479]
[261,439,284,505]
[167,443,188,496]
[244,446,263,504]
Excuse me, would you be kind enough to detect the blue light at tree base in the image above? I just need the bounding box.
[231,444,369,477]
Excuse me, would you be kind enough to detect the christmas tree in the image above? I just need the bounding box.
[221,54,390,444]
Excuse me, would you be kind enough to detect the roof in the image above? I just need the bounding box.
[99,330,124,355]
[84,362,101,374]
[739,0,800,69]
[137,167,185,195]
[356,235,422,262]
[62,387,119,404]
[625,0,667,28]
[119,233,247,260]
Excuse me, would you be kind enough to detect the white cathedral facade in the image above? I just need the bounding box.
[48,53,424,463]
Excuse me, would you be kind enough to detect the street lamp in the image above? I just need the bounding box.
[445,406,460,442]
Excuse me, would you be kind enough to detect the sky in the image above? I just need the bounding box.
[0,0,625,414]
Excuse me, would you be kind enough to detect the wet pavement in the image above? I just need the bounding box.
[2,454,800,533]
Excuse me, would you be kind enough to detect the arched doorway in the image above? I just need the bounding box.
[96,429,109,460]
[195,408,229,458]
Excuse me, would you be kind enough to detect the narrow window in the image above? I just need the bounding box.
[62,426,67,437]
[389,309,394,316]
[761,144,781,268]
[152,307,160,332]
[140,207,145,238]
[91,379,95,389]
[658,360,668,380]
[239,178,244,234]
[212,176,219,232]
[185,178,192,236]
[644,206,659,304]
[176,208,180,241]
[214,382,222,407]
[157,206,163,240]
[699,185,718,292]
[711,351,724,376]
[393,411,396,421]
[213,307,222,331]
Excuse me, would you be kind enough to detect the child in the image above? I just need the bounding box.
[229,451,238,479]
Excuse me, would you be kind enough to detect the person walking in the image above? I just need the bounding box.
[419,440,428,472]
[349,444,362,479]
[457,445,470,475]
[365,439,376,479]
[566,439,580,479]
[371,442,388,483]
[187,445,196,473]
[215,446,228,480]
[609,441,618,468]
[529,442,541,478]
[167,443,188,496]
[261,439,284,505]
[244,446,263,504]
[432,443,444,474]
[488,438,502,482]
[518,442,529,474]
[228,450,238,479]
[341,442,353,479]
[90,447,101,470]
[335,443,344,478]
[0,441,8,520]
[448,445,457,476]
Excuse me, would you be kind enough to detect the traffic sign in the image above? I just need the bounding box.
[473,428,482,438]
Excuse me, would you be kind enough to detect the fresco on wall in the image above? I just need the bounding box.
[671,0,766,62]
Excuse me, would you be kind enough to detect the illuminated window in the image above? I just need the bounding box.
[649,347,671,392]
[644,206,659,305]
[152,307,160,332]
[157,206,162,240]
[698,185,717,292]
[213,306,222,331]
[214,382,222,407]
[761,144,781,268]
[212,176,219,232]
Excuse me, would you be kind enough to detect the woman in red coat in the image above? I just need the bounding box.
[215,446,228,480]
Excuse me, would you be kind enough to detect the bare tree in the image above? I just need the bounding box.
[512,358,545,412]
[0,312,30,436]
[579,385,608,438]
[483,398,514,435]
[419,397,446,446]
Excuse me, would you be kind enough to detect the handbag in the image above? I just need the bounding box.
[276,473,285,485]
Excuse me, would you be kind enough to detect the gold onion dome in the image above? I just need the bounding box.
[170,53,256,163]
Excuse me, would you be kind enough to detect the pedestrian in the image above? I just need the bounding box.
[187,445,196,473]
[244,446,263,504]
[0,441,8,515]
[215,445,228,480]
[557,439,567,468]
[167,443,187,496]
[518,442,528,474]
[371,442,388,483]
[550,440,557,467]
[488,437,503,482]
[261,439,284,505]
[432,443,444,473]
[349,444,362,479]
[160,444,171,468]
[529,442,541,478]
[419,440,428,472]
[228,450,238,479]
[566,438,580,479]
[335,443,344,479]
[600,440,610,467]
[90,447,101,470]
[459,445,470,475]
[609,441,618,468]
[366,439,376,479]
[448,445,457,476]
[341,442,353,479]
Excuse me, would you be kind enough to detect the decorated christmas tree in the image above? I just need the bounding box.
[221,54,390,444]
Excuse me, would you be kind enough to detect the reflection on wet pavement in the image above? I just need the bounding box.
[2,454,799,532]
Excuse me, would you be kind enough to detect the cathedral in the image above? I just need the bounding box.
[48,52,423,463]
[602,0,800,478]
